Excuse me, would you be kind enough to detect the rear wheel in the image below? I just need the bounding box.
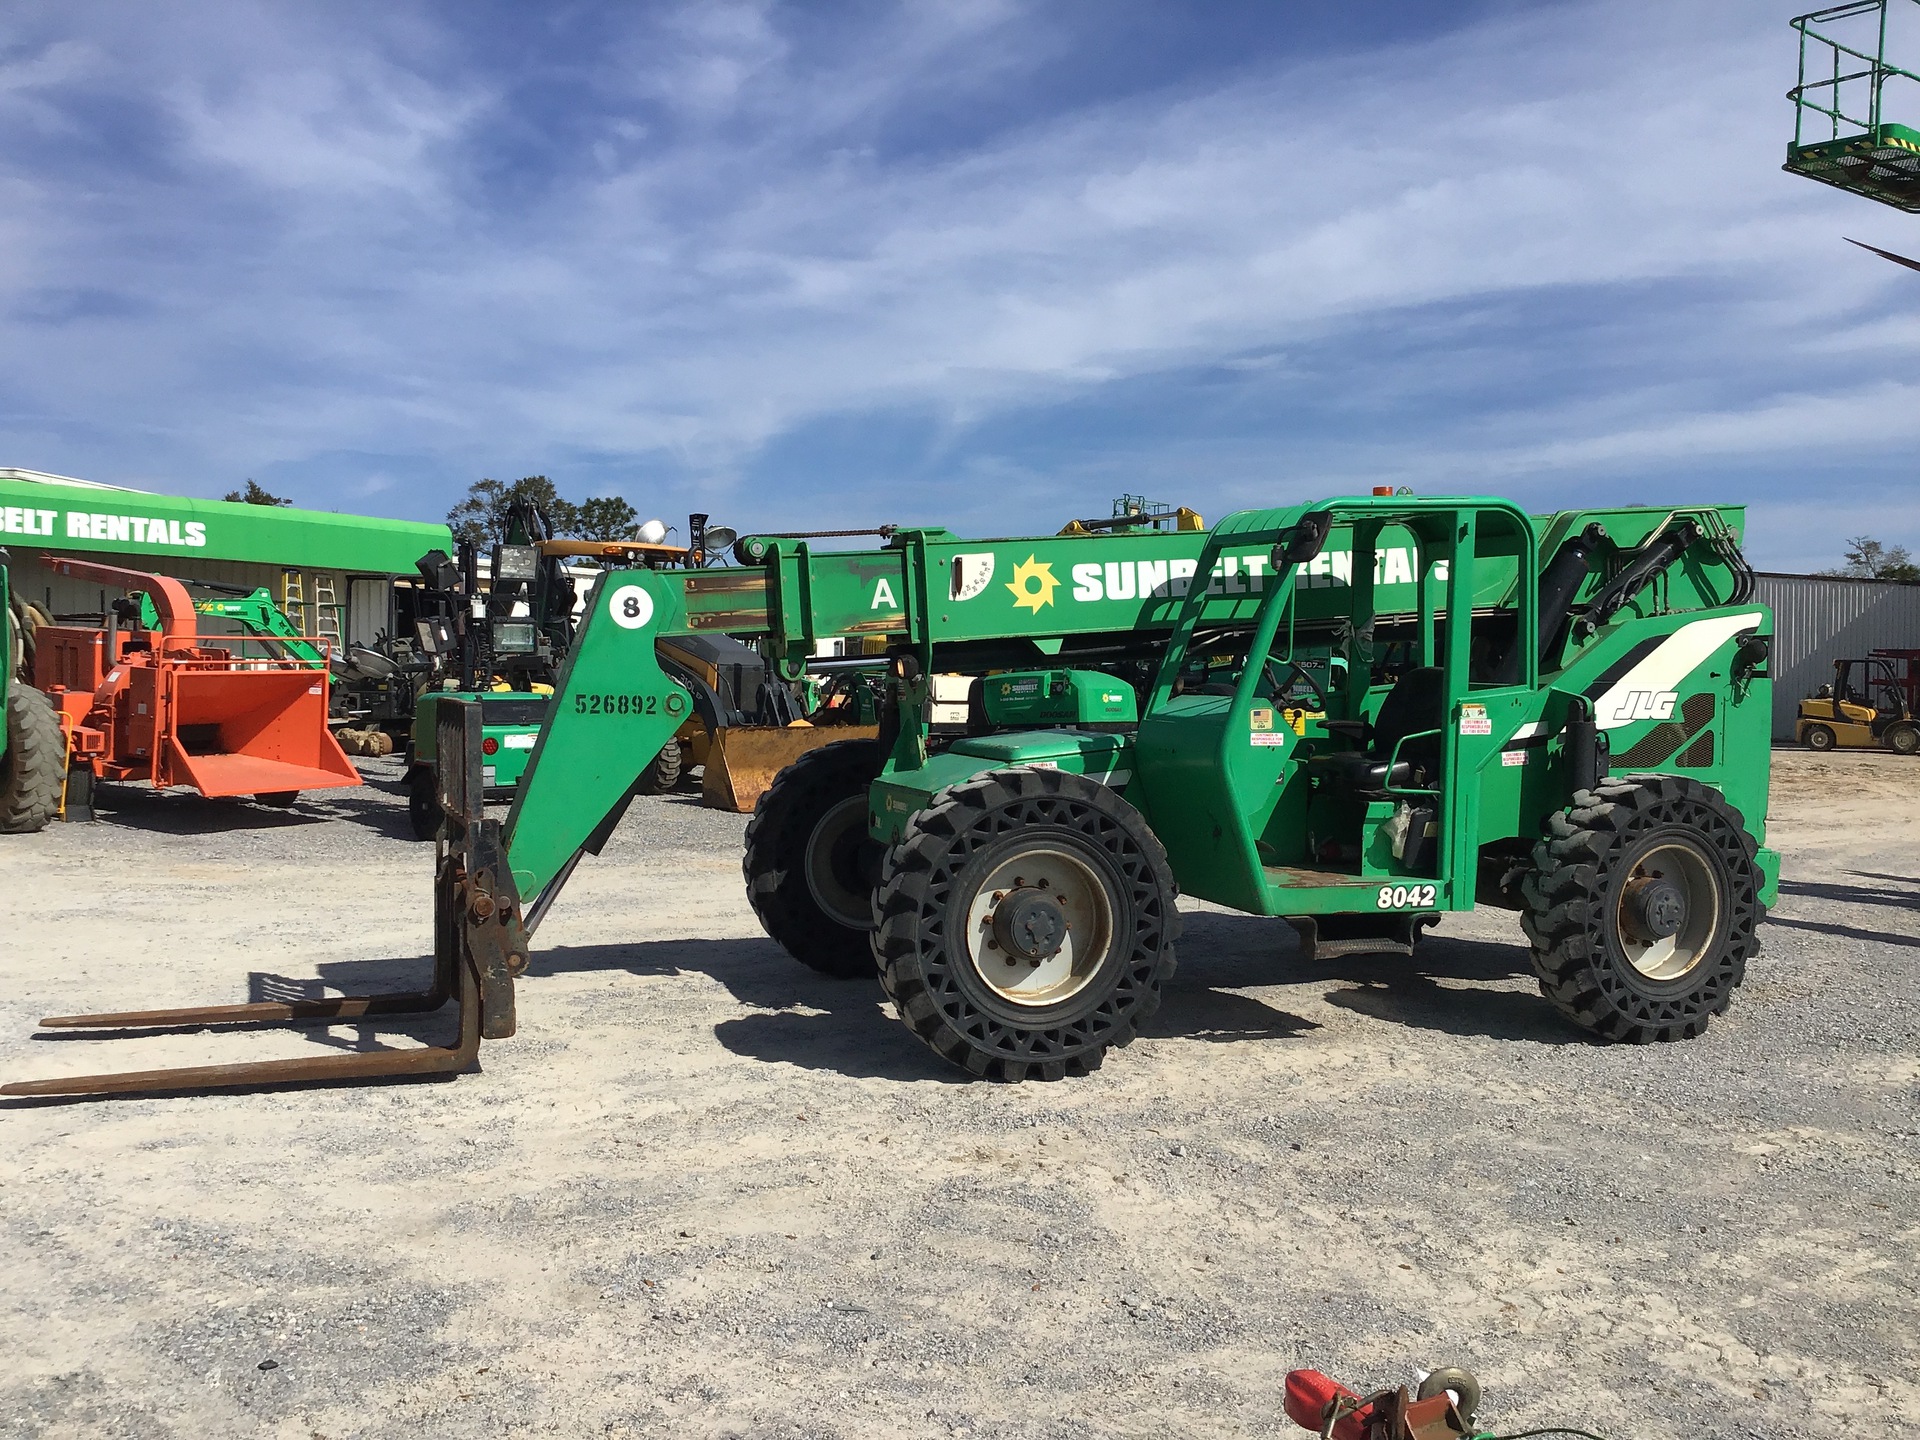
[743,740,883,978]
[1886,723,1920,756]
[1803,724,1836,751]
[871,768,1179,1081]
[407,765,442,839]
[634,738,685,794]
[1,684,64,833]
[1521,775,1761,1043]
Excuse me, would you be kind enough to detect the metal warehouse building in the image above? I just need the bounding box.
[0,468,450,651]
[1755,572,1920,740]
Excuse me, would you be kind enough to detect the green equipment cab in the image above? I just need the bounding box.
[6,495,1779,1097]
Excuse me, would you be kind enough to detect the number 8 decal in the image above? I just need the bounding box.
[607,583,655,630]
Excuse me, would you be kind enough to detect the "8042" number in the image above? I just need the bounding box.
[1376,883,1437,909]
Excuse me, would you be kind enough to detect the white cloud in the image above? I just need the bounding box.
[0,0,1912,568]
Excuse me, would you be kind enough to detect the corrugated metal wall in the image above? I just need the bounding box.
[1755,573,1920,738]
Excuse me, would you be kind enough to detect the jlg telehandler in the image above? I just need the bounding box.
[6,494,1777,1096]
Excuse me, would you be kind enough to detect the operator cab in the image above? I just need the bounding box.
[1131,498,1541,927]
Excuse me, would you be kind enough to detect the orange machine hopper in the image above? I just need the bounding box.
[162,664,360,797]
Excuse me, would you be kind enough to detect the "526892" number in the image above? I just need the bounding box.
[576,693,660,716]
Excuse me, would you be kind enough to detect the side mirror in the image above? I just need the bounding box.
[1732,630,1770,679]
[1270,510,1333,572]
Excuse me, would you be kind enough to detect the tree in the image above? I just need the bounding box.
[1825,535,1920,583]
[447,475,640,546]
[223,479,292,507]
[575,495,638,541]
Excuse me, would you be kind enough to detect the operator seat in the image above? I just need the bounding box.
[1310,666,1446,798]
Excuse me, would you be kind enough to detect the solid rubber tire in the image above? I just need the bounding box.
[407,765,442,840]
[742,739,883,978]
[871,767,1180,1081]
[0,684,64,834]
[634,738,685,794]
[1804,725,1835,751]
[1520,774,1762,1043]
[1886,723,1920,756]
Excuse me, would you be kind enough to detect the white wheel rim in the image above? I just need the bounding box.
[963,846,1114,1007]
[803,794,873,930]
[1615,841,1722,981]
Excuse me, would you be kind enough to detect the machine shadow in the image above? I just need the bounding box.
[1168,910,1580,1046]
[58,912,1576,1089]
[88,785,327,834]
[1765,914,1920,949]
[1778,876,1920,911]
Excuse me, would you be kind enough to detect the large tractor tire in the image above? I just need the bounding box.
[1,684,65,834]
[1521,775,1762,1044]
[633,738,685,795]
[742,739,884,978]
[871,768,1180,1081]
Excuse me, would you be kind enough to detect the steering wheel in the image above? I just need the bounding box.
[1259,658,1326,711]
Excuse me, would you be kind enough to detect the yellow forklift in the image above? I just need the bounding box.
[1797,655,1920,752]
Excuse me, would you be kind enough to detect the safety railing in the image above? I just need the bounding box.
[1790,0,1920,146]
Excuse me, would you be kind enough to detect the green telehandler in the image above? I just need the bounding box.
[4,494,1777,1096]
[1,548,66,834]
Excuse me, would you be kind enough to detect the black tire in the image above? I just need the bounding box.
[407,765,442,840]
[1520,775,1762,1044]
[871,768,1180,1081]
[1417,1368,1481,1422]
[633,738,685,794]
[1803,724,1836,752]
[743,739,883,978]
[1886,723,1920,756]
[254,791,299,808]
[1,683,64,834]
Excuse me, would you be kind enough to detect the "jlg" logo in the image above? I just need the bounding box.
[1604,689,1679,723]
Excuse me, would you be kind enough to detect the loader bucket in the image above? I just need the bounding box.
[701,723,880,812]
[161,664,361,798]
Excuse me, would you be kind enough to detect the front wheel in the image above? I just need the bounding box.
[254,791,299,808]
[1,684,64,834]
[1886,723,1920,756]
[407,765,442,840]
[872,768,1180,1081]
[1521,775,1762,1043]
[742,740,883,978]
[633,738,685,794]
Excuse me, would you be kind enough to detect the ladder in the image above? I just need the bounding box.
[281,570,306,633]
[313,574,342,651]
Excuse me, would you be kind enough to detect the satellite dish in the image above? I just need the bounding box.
[637,518,669,545]
[346,644,398,680]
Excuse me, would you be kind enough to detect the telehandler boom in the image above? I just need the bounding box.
[6,495,1777,1095]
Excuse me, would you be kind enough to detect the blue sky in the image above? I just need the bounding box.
[0,0,1916,571]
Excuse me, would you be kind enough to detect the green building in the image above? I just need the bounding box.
[0,468,450,649]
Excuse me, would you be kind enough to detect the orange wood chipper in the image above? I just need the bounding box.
[32,557,360,812]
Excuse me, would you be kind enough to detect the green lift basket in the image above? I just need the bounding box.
[1786,0,1920,212]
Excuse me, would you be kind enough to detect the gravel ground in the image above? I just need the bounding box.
[0,749,1915,1439]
